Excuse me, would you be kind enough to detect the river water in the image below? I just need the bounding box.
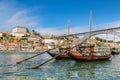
[0,52,120,80]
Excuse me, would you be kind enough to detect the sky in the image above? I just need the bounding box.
[1,0,120,39]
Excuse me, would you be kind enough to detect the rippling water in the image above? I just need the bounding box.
[0,52,120,80]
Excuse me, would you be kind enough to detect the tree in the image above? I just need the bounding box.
[108,40,113,42]
[27,40,34,44]
[0,37,3,42]
[95,37,107,42]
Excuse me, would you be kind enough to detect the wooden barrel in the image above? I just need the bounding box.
[72,52,83,57]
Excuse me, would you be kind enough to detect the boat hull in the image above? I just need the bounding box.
[111,51,119,55]
[46,51,71,59]
[68,54,111,62]
[47,51,111,62]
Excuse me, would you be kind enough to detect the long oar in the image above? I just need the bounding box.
[31,45,90,69]
[31,52,64,69]
[16,46,60,64]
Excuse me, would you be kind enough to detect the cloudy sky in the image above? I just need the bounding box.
[1,0,120,41]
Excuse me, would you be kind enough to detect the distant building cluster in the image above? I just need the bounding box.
[0,26,75,51]
[0,26,119,52]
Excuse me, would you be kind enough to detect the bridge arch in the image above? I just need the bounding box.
[76,30,120,45]
[71,27,120,37]
[91,30,120,38]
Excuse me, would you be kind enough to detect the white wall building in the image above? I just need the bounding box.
[12,26,28,34]
[28,35,40,43]
[0,32,9,37]
[43,39,58,44]
[0,33,2,37]
[12,26,28,37]
[12,32,25,37]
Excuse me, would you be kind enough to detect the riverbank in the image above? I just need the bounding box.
[0,48,59,52]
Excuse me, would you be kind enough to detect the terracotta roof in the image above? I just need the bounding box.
[0,32,9,34]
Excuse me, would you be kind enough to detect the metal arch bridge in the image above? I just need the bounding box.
[70,26,120,37]
[69,27,120,45]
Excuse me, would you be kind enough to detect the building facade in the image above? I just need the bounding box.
[12,26,28,37]
[12,26,28,34]
[12,32,25,37]
[0,32,9,37]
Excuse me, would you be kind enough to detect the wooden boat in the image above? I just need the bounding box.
[67,11,110,63]
[68,51,111,62]
[111,51,119,55]
[46,45,95,60]
[46,51,71,59]
[111,48,119,55]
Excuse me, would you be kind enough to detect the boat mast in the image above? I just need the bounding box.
[89,10,93,55]
[114,31,115,47]
[68,20,70,36]
[90,10,92,45]
[67,20,70,48]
